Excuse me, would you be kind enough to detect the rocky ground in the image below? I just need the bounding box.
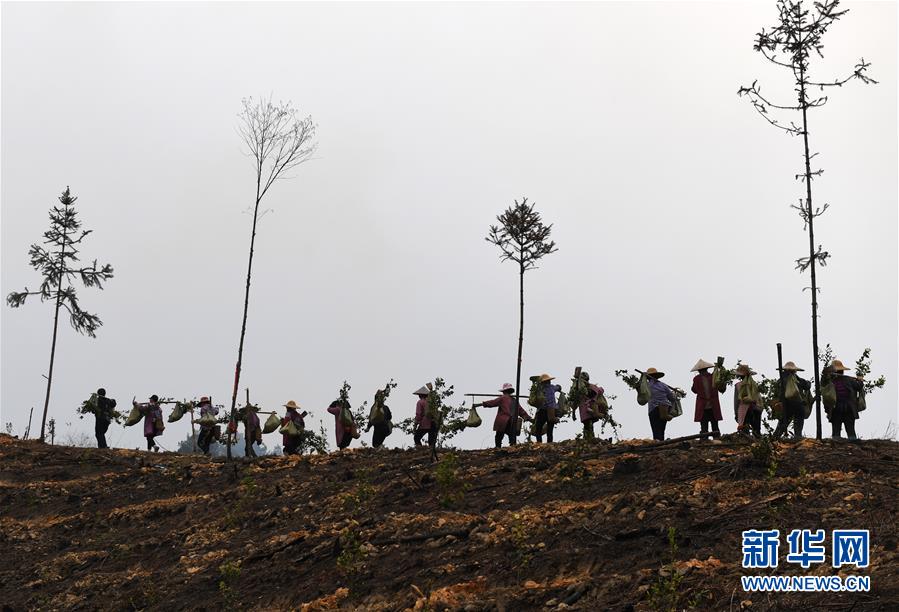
[0,432,897,611]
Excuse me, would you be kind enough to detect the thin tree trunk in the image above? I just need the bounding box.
[799,72,823,440]
[229,171,263,460]
[514,263,524,445]
[39,229,67,443]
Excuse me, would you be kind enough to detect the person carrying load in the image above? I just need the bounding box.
[474,383,532,448]
[243,403,262,457]
[826,359,864,441]
[134,394,164,452]
[733,364,762,438]
[529,374,561,443]
[327,398,356,450]
[281,400,307,455]
[645,368,674,441]
[773,361,812,441]
[413,385,437,452]
[195,397,219,455]
[366,388,393,449]
[690,359,723,439]
[94,388,117,449]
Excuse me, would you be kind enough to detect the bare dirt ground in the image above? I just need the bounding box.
[0,433,897,611]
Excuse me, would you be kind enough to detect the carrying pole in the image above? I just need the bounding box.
[24,407,34,440]
[776,343,784,376]
[190,401,197,453]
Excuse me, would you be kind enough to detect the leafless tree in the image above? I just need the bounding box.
[738,0,875,439]
[228,96,317,458]
[486,198,558,443]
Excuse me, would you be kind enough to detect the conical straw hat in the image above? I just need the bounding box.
[691,359,715,372]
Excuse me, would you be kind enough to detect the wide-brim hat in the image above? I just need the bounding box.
[413,385,430,396]
[782,361,804,372]
[645,368,665,379]
[571,371,590,382]
[691,359,715,372]
[734,364,756,377]
[830,359,849,372]
[283,400,301,410]
[199,396,210,403]
[539,374,555,382]
[500,383,515,393]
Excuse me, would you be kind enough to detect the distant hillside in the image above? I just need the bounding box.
[0,433,897,611]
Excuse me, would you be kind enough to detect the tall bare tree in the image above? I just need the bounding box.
[738,0,875,439]
[7,187,114,442]
[486,197,557,443]
[229,96,317,458]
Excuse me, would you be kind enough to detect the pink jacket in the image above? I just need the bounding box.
[327,404,354,445]
[578,385,604,423]
[414,397,432,430]
[482,394,531,432]
[281,408,305,446]
[140,403,163,437]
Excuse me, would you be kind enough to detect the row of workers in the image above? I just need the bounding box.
[90,356,867,453]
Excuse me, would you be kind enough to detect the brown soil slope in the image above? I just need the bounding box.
[1,434,897,611]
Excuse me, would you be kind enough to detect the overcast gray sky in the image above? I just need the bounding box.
[2,1,896,451]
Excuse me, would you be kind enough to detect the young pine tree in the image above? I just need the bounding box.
[7,187,114,442]
[738,0,876,439]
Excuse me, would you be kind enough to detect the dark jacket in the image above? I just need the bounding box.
[691,372,722,422]
[832,375,863,419]
[779,372,811,409]
[96,396,117,423]
[372,406,392,435]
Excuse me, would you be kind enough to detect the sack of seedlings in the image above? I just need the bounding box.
[368,401,385,426]
[556,392,569,418]
[821,382,837,410]
[167,402,187,423]
[339,403,354,428]
[527,376,544,408]
[637,374,651,406]
[669,395,683,419]
[784,375,800,402]
[657,404,670,421]
[262,413,281,434]
[593,393,609,418]
[279,420,301,437]
[770,400,784,420]
[154,416,165,433]
[426,391,441,422]
[857,389,867,413]
[712,364,730,393]
[465,406,482,428]
[529,421,548,436]
[124,406,142,427]
[198,414,216,427]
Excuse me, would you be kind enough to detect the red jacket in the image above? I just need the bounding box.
[482,394,531,432]
[691,372,723,422]
[414,397,433,430]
